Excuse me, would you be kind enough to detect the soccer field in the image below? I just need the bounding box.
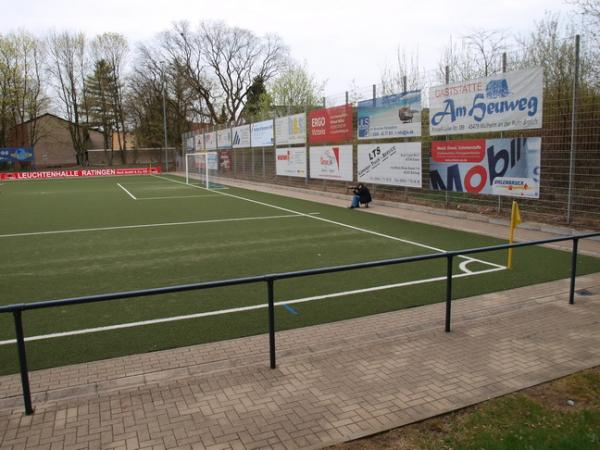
[1,174,599,375]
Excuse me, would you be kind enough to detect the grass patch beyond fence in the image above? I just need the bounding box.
[330,367,600,450]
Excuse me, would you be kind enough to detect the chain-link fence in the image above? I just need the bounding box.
[179,35,600,229]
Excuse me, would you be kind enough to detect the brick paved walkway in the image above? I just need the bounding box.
[1,273,599,449]
[1,181,600,449]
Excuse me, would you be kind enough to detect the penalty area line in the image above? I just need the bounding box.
[117,183,137,200]
[0,266,504,346]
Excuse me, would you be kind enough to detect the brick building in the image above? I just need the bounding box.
[7,113,104,169]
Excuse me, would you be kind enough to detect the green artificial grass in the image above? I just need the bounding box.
[0,174,598,374]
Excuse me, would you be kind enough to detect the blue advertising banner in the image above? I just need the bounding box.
[0,147,34,162]
[357,91,422,139]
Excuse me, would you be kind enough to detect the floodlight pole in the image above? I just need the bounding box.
[161,61,169,173]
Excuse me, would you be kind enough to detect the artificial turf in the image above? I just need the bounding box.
[0,174,598,374]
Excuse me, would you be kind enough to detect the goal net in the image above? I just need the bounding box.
[185,152,219,188]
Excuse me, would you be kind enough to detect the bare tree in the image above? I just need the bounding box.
[91,33,129,160]
[464,29,508,76]
[568,0,600,87]
[437,30,507,83]
[168,21,288,124]
[516,14,581,94]
[569,0,600,39]
[436,35,478,83]
[47,31,90,165]
[380,47,425,95]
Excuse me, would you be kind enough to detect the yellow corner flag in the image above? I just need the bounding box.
[507,201,522,269]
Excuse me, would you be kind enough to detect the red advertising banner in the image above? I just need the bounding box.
[308,104,353,144]
[431,140,486,163]
[0,167,161,181]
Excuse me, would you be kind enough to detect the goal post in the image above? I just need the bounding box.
[185,152,218,188]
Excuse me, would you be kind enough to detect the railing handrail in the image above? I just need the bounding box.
[1,231,598,315]
[3,231,599,415]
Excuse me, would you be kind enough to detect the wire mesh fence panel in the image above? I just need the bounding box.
[178,34,599,229]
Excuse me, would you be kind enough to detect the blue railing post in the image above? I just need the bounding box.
[13,310,33,415]
[569,238,579,305]
[445,254,453,332]
[267,278,276,368]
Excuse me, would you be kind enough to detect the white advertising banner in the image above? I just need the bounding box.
[217,128,232,149]
[357,142,422,188]
[309,145,353,181]
[194,134,204,151]
[357,91,422,139]
[429,67,543,136]
[275,147,307,177]
[232,125,250,148]
[185,136,195,153]
[204,131,217,150]
[275,113,306,145]
[207,151,219,171]
[429,137,541,198]
[251,120,274,147]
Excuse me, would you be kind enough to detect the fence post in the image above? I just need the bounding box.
[567,34,580,224]
[372,84,376,107]
[267,278,276,368]
[498,52,507,214]
[444,66,450,208]
[569,238,579,305]
[14,310,33,415]
[445,254,453,332]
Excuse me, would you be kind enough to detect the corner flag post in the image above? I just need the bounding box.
[507,200,522,269]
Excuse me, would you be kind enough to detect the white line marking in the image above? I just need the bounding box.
[153,175,506,271]
[137,194,223,200]
[0,266,504,346]
[459,260,475,274]
[117,183,137,200]
[0,214,311,239]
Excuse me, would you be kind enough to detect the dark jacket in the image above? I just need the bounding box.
[355,185,372,204]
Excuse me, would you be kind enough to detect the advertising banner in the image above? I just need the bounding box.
[194,134,204,152]
[232,125,250,148]
[0,167,161,181]
[185,137,195,153]
[308,104,353,144]
[429,137,541,198]
[429,67,543,136]
[207,151,219,171]
[357,91,422,139]
[251,120,274,147]
[275,147,307,177]
[217,128,232,149]
[0,147,34,162]
[219,150,233,173]
[275,113,307,146]
[204,131,217,150]
[309,145,353,181]
[357,142,422,187]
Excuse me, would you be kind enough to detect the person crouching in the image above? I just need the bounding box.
[348,183,372,209]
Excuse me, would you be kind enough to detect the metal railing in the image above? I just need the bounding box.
[1,232,599,415]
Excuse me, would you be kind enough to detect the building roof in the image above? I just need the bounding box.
[16,113,103,135]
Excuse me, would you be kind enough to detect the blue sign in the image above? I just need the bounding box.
[0,147,34,162]
[357,91,422,139]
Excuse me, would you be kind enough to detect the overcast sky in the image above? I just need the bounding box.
[2,0,577,95]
